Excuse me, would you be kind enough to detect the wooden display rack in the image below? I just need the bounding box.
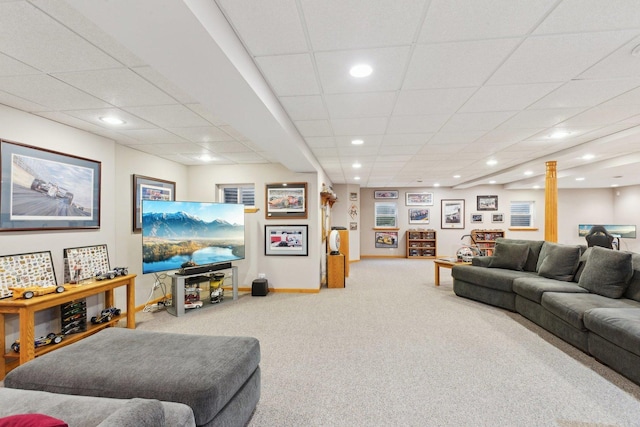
[471,229,505,256]
[406,229,437,259]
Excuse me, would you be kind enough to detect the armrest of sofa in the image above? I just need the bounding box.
[97,398,164,427]
[472,256,492,267]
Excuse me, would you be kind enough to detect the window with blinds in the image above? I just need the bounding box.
[220,185,255,207]
[375,202,397,228]
[510,201,534,227]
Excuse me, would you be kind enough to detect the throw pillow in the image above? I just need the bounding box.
[578,246,633,298]
[488,242,530,271]
[537,243,582,281]
[0,414,68,427]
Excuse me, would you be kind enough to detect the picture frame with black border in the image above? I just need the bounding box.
[471,213,483,224]
[0,139,101,231]
[265,224,309,256]
[441,199,465,229]
[265,182,307,219]
[408,208,430,224]
[406,192,433,206]
[492,213,504,223]
[374,190,398,199]
[477,195,498,211]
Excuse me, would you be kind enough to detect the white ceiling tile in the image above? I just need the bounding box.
[0,2,121,72]
[301,0,428,50]
[167,126,235,143]
[305,137,336,148]
[324,92,397,119]
[381,134,431,146]
[295,120,333,137]
[419,0,557,42]
[123,104,212,128]
[337,146,379,157]
[256,54,319,96]
[185,104,228,126]
[387,115,449,134]
[217,125,247,141]
[217,0,307,55]
[578,35,640,80]
[280,95,328,120]
[531,79,640,109]
[404,39,520,89]
[488,31,639,85]
[0,89,48,112]
[331,117,388,135]
[223,152,269,163]
[377,145,422,155]
[0,74,109,110]
[498,108,585,129]
[133,67,198,104]
[476,128,547,144]
[460,83,562,113]
[558,104,640,127]
[0,52,39,76]
[394,88,476,115]
[441,111,517,132]
[312,147,340,158]
[53,68,177,107]
[315,47,411,94]
[195,141,251,153]
[115,129,190,145]
[603,86,640,106]
[534,0,640,34]
[428,131,486,145]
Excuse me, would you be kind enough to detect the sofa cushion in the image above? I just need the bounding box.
[623,252,640,302]
[494,238,544,272]
[97,398,164,427]
[541,292,640,331]
[451,264,535,293]
[488,241,530,271]
[584,308,640,358]
[513,276,588,304]
[578,246,633,298]
[536,242,581,281]
[0,414,67,427]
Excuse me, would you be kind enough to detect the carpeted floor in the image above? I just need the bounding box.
[135,258,640,426]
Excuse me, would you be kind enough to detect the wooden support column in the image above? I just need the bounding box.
[545,161,558,242]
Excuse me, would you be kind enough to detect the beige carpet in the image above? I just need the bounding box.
[135,259,640,426]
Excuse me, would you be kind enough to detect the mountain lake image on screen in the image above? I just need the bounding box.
[141,200,245,274]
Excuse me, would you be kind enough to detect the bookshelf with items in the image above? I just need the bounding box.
[406,229,437,259]
[471,229,505,256]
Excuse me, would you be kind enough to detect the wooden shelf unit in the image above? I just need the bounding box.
[0,274,136,379]
[471,229,505,256]
[406,230,437,259]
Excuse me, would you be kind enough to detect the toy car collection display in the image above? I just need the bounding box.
[90,307,121,324]
[11,332,63,353]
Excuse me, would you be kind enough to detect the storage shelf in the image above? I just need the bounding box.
[406,230,437,259]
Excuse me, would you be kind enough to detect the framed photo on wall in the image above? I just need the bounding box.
[374,190,398,199]
[265,182,307,219]
[406,192,433,206]
[408,208,430,224]
[477,195,498,211]
[441,199,465,229]
[265,225,308,256]
[133,174,176,232]
[471,213,483,224]
[492,213,504,223]
[0,139,101,231]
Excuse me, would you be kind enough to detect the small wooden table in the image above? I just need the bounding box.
[433,258,471,286]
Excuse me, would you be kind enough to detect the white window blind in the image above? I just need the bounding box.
[220,185,255,206]
[510,201,534,227]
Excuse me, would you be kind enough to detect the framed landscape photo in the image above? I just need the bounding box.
[374,190,398,199]
[471,213,483,224]
[265,225,308,256]
[408,208,430,224]
[492,213,504,223]
[441,199,465,229]
[133,174,176,232]
[266,182,307,219]
[477,195,498,211]
[0,139,101,231]
[375,231,398,248]
[406,192,433,206]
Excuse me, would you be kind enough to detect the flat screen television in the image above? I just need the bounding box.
[141,200,245,274]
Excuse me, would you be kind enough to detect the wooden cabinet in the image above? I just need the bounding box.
[406,230,437,259]
[327,254,345,288]
[0,275,136,379]
[471,229,505,256]
[336,229,349,277]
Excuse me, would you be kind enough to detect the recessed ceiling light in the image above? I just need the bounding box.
[433,183,440,187]
[351,139,364,145]
[611,184,619,187]
[453,174,461,179]
[352,162,361,168]
[533,185,541,189]
[582,154,595,160]
[349,64,373,78]
[575,177,585,181]
[524,170,533,176]
[489,180,496,184]
[354,176,361,180]
[99,116,125,125]
[549,130,571,139]
[486,159,497,166]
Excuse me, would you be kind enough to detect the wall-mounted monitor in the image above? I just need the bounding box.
[141,200,245,275]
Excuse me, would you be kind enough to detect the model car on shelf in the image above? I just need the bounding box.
[11,333,63,353]
[90,307,121,324]
[9,285,65,299]
[184,300,204,309]
[94,270,116,281]
[112,267,128,276]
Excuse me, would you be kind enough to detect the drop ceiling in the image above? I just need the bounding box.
[2,0,640,190]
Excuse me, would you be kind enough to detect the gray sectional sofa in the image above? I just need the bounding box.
[1,328,261,427]
[452,238,640,385]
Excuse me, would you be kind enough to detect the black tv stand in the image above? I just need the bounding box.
[175,262,232,276]
[168,265,238,317]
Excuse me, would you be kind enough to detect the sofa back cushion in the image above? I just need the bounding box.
[488,241,530,271]
[578,246,633,298]
[493,238,544,272]
[623,252,640,302]
[536,242,582,281]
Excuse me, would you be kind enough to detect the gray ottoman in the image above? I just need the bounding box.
[5,328,260,427]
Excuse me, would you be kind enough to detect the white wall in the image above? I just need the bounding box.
[613,185,640,252]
